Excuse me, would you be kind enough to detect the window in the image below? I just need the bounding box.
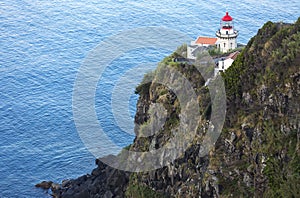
[231,43,233,49]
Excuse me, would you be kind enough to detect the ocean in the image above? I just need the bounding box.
[0,0,299,197]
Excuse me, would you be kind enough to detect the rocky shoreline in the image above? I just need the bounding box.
[36,158,130,198]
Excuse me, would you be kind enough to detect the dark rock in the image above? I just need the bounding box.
[103,190,113,198]
[48,157,130,197]
[51,183,61,191]
[62,179,73,188]
[91,168,101,176]
[35,181,53,189]
[62,189,90,198]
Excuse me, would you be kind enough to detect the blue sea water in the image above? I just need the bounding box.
[0,0,299,197]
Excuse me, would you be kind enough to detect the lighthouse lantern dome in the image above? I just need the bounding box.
[220,11,234,30]
[222,12,233,21]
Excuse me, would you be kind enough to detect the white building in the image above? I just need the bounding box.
[215,51,240,75]
[215,12,239,53]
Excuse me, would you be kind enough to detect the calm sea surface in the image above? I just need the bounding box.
[0,0,299,197]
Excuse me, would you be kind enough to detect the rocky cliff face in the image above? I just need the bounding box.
[43,18,300,198]
[126,18,300,198]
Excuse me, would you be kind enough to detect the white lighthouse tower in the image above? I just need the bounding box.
[216,11,238,53]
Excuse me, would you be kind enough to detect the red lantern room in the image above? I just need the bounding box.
[221,12,234,29]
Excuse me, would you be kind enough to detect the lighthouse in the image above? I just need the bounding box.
[216,12,238,53]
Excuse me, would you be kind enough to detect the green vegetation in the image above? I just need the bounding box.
[175,43,187,58]
[208,46,222,56]
[208,45,245,57]
[262,122,300,197]
[125,184,166,198]
[125,174,167,198]
[135,71,155,95]
[221,49,245,97]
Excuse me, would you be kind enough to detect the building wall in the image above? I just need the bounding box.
[217,37,237,53]
[218,58,234,71]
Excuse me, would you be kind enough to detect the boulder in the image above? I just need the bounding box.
[35,181,53,189]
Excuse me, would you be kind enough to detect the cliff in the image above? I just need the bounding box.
[41,18,300,198]
[126,18,300,198]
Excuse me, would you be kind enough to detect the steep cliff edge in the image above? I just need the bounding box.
[126,18,300,197]
[43,18,300,198]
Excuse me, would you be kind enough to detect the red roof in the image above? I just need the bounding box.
[195,37,218,45]
[227,51,240,60]
[222,12,233,21]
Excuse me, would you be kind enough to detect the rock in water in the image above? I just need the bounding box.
[35,181,53,189]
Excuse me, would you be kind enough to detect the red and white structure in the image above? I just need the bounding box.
[187,11,239,59]
[216,12,239,53]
